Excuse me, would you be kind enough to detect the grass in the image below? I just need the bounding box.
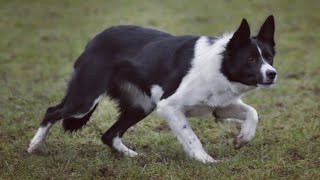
[0,0,319,179]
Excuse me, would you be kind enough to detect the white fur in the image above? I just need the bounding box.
[112,136,138,157]
[27,123,52,153]
[119,83,164,114]
[156,35,258,163]
[255,43,277,84]
[151,84,164,103]
[260,63,276,81]
[120,82,154,113]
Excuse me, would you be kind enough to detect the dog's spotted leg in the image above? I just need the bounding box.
[27,101,65,153]
[215,99,258,149]
[27,123,53,153]
[157,99,217,163]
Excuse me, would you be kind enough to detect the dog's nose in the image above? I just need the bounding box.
[266,70,277,80]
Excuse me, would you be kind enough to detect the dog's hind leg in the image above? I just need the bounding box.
[61,95,102,132]
[101,83,163,157]
[28,70,108,153]
[27,94,103,153]
[101,105,150,157]
[27,52,113,153]
[27,98,66,153]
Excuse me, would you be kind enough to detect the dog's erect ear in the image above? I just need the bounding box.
[227,19,251,51]
[257,15,275,47]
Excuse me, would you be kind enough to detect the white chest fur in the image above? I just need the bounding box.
[166,36,254,117]
[155,35,258,163]
[183,83,247,117]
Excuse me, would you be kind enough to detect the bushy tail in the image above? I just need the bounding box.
[62,104,98,132]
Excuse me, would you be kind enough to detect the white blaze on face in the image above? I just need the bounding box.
[255,43,276,83]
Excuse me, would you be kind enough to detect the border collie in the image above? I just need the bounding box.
[28,15,276,163]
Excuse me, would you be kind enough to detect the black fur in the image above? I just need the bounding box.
[62,104,98,132]
[36,16,276,152]
[221,15,276,86]
[39,26,198,148]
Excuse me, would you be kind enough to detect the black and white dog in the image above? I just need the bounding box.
[28,15,277,163]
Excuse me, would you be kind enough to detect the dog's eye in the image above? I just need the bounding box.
[247,57,257,63]
[267,56,273,61]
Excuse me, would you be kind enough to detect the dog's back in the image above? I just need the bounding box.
[77,25,199,97]
[27,26,198,135]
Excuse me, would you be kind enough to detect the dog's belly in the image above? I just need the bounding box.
[185,105,213,117]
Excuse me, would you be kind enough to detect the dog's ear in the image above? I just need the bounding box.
[227,18,251,51]
[257,15,275,47]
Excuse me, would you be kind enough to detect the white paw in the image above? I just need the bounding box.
[112,136,139,157]
[192,151,218,163]
[234,129,256,149]
[27,124,52,153]
[27,135,45,153]
[123,149,138,157]
[27,142,40,153]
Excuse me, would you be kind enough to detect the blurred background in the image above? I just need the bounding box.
[0,0,319,179]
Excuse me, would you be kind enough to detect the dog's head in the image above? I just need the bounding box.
[222,15,277,88]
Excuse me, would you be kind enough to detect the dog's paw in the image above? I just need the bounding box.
[27,142,40,154]
[27,136,44,153]
[193,151,218,163]
[234,132,255,149]
[234,135,249,149]
[234,126,256,149]
[122,149,138,157]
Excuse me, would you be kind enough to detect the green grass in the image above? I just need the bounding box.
[0,0,319,179]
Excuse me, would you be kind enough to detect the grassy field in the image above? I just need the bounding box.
[0,0,319,179]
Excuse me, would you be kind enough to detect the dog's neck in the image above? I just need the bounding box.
[191,35,257,105]
[230,82,257,95]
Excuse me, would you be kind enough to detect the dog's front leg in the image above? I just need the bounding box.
[157,100,217,163]
[214,99,258,149]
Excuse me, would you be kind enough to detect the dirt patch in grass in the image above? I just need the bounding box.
[97,166,116,177]
[154,123,170,132]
